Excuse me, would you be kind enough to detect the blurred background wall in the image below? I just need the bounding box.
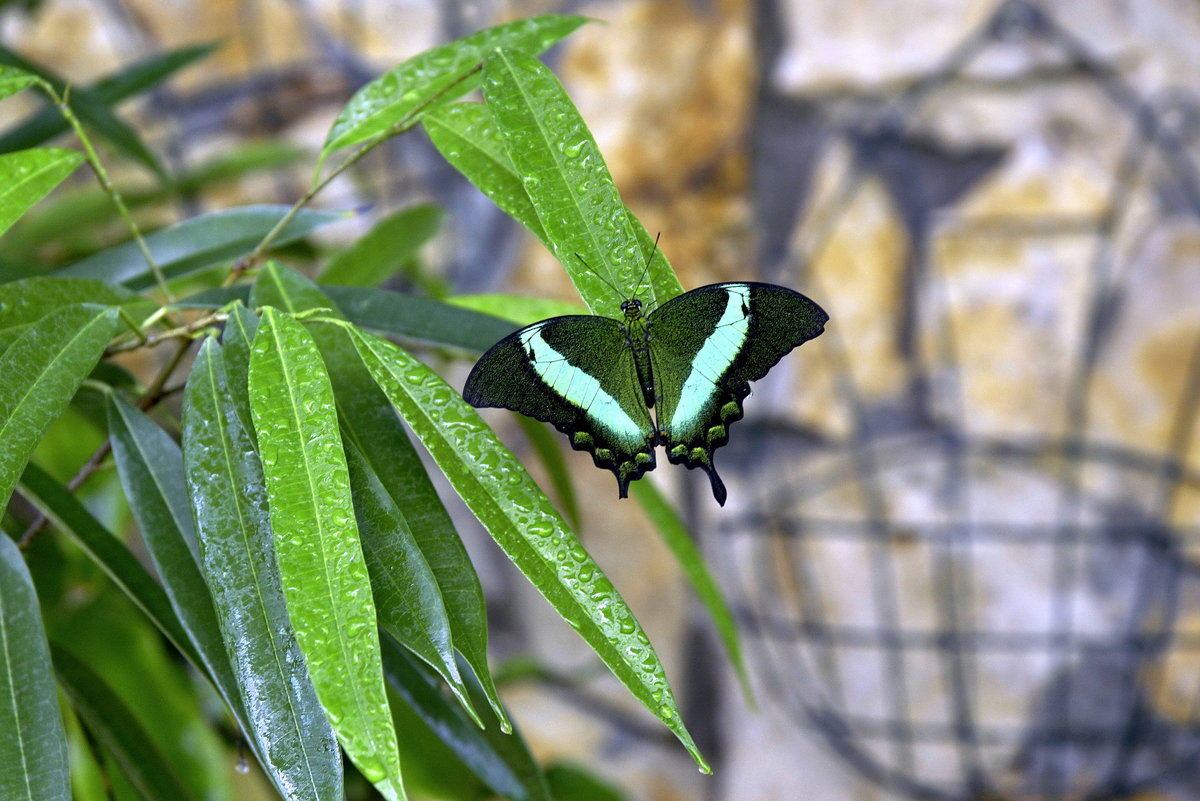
[5,1,1200,799]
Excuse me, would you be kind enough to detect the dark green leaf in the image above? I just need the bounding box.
[0,277,151,354]
[544,762,630,801]
[218,301,259,443]
[346,326,708,772]
[0,66,37,102]
[319,15,588,171]
[51,645,197,801]
[0,533,69,801]
[320,204,444,287]
[57,205,345,290]
[0,43,217,156]
[249,307,405,801]
[345,437,471,715]
[382,639,550,801]
[448,293,584,327]
[0,147,84,237]
[630,480,754,703]
[183,340,342,801]
[15,464,200,667]
[0,303,115,511]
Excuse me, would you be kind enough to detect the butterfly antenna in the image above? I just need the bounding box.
[574,252,626,298]
[633,232,661,301]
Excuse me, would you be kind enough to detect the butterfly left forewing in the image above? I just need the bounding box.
[463,315,657,497]
[648,282,828,505]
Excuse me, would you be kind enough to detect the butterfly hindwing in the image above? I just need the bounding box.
[462,315,657,496]
[648,282,828,505]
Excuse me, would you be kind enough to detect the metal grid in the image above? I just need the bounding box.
[719,2,1200,799]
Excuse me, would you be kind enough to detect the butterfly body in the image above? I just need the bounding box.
[463,282,827,505]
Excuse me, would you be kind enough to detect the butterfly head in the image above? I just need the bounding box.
[620,297,644,322]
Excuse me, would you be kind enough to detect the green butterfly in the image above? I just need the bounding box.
[463,282,828,505]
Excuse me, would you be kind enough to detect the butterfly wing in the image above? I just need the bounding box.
[463,315,657,497]
[648,282,828,505]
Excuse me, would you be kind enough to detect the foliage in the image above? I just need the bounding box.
[0,16,748,800]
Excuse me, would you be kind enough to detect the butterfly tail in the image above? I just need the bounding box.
[700,463,727,507]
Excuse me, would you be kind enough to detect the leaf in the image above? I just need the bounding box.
[0,148,83,237]
[183,339,342,801]
[0,533,70,801]
[344,438,472,717]
[480,51,681,313]
[0,43,219,154]
[319,204,444,287]
[249,261,503,725]
[0,65,37,102]
[629,480,754,704]
[51,645,197,801]
[0,277,151,353]
[0,303,115,512]
[249,307,405,801]
[106,397,256,732]
[382,639,550,801]
[15,464,200,668]
[344,326,708,772]
[318,15,588,173]
[218,301,259,443]
[515,414,581,532]
[424,102,547,244]
[0,46,165,178]
[57,205,345,290]
[544,763,631,801]
[448,292,585,326]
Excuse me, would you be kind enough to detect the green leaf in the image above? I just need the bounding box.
[480,52,681,313]
[0,47,166,178]
[0,533,69,801]
[630,480,754,703]
[0,303,115,512]
[105,396,257,729]
[62,704,108,801]
[0,43,218,154]
[326,285,517,349]
[544,762,630,801]
[51,645,197,801]
[515,414,581,532]
[0,66,37,102]
[15,464,200,668]
[249,261,503,725]
[320,204,444,287]
[382,639,550,801]
[0,277,151,354]
[249,307,405,801]
[0,148,83,237]
[218,301,259,443]
[424,102,547,244]
[344,326,708,772]
[57,205,345,290]
[448,292,585,326]
[318,15,588,173]
[344,438,473,717]
[183,340,342,801]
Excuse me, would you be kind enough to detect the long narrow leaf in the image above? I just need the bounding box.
[0,533,69,801]
[381,638,549,801]
[629,480,754,703]
[0,303,115,511]
[0,147,84,237]
[51,645,197,801]
[319,204,443,287]
[0,277,151,354]
[248,261,506,723]
[15,464,199,667]
[0,43,217,155]
[0,66,37,102]
[481,51,681,313]
[0,46,164,177]
[344,438,471,716]
[318,15,587,172]
[57,205,344,290]
[249,307,405,801]
[344,325,708,772]
[183,339,342,801]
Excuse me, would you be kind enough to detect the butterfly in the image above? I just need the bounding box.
[463,280,827,505]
